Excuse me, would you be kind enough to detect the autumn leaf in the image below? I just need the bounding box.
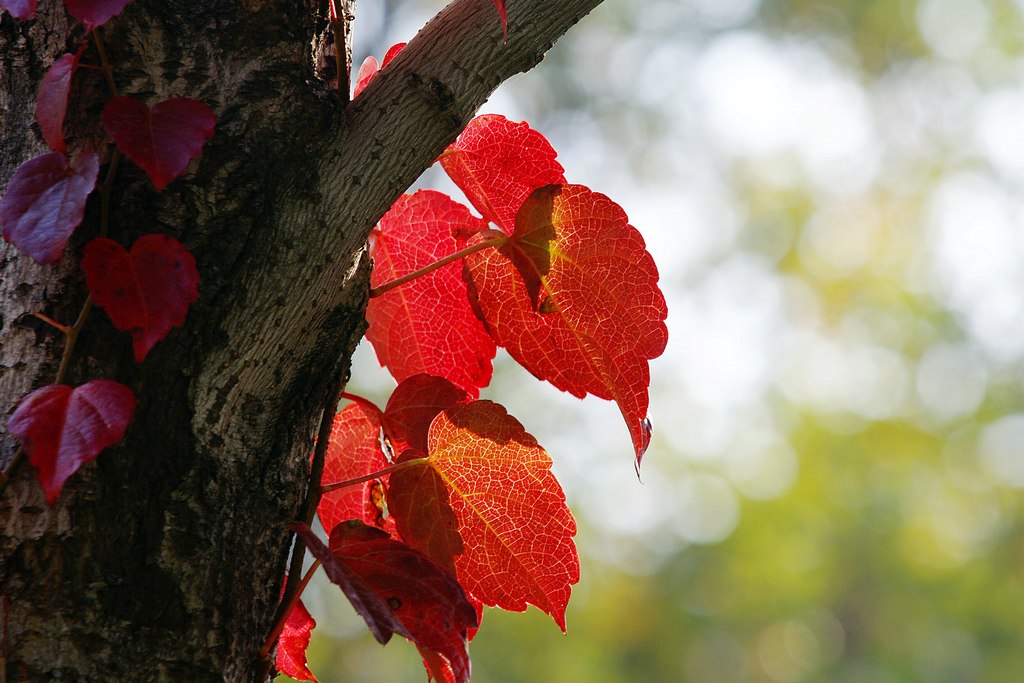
[353,42,405,98]
[0,150,99,264]
[81,234,200,363]
[63,0,135,30]
[7,380,135,505]
[296,521,477,683]
[366,191,495,396]
[382,374,469,455]
[388,400,579,630]
[276,597,317,682]
[101,96,216,190]
[464,184,668,465]
[388,450,464,578]
[36,47,85,153]
[440,114,564,232]
[0,0,36,20]
[316,400,390,535]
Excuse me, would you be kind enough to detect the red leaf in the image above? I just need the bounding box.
[36,47,85,153]
[465,184,668,465]
[296,521,477,683]
[277,597,318,682]
[0,150,99,264]
[388,449,463,578]
[7,380,135,505]
[101,96,216,190]
[418,644,457,683]
[366,191,495,396]
[63,0,135,30]
[316,401,390,535]
[389,400,579,630]
[440,115,564,232]
[81,234,200,362]
[353,43,406,98]
[383,374,469,454]
[0,0,36,20]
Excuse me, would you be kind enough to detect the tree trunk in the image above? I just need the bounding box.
[0,0,603,680]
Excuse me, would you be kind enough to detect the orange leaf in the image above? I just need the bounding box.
[366,191,496,397]
[391,400,579,630]
[464,184,668,466]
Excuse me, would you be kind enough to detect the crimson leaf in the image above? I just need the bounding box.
[382,374,469,454]
[101,96,216,190]
[316,400,391,535]
[81,234,200,362]
[0,150,99,264]
[7,380,135,505]
[36,47,85,153]
[63,0,135,30]
[0,0,36,20]
[440,114,564,232]
[366,191,495,396]
[296,521,477,683]
[276,597,317,682]
[353,42,405,98]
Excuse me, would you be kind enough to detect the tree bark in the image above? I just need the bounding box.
[0,0,603,680]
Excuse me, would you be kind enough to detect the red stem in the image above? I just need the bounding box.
[259,559,321,659]
[368,233,507,298]
[320,457,425,494]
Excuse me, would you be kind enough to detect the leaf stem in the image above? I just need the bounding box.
[55,295,93,386]
[368,234,507,298]
[259,559,322,659]
[91,29,118,97]
[31,312,69,334]
[320,457,426,494]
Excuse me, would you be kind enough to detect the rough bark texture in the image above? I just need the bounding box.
[0,0,603,680]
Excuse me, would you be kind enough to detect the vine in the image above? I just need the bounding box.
[0,2,667,682]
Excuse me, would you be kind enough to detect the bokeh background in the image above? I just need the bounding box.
[289,1,1024,681]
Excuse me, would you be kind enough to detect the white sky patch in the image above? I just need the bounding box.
[694,33,878,194]
[916,0,992,61]
[926,172,1024,361]
[974,88,1024,184]
[667,254,784,411]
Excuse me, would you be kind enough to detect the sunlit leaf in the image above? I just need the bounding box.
[390,400,579,630]
[316,400,390,535]
[440,115,564,232]
[276,597,317,682]
[366,191,495,396]
[465,184,668,464]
